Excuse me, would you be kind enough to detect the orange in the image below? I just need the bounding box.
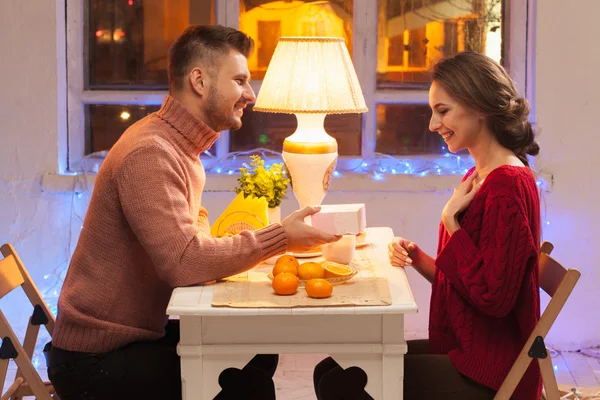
[305,279,333,299]
[321,261,353,278]
[298,262,325,280]
[272,272,299,295]
[272,255,300,277]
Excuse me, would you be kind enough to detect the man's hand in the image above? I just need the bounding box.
[281,206,341,252]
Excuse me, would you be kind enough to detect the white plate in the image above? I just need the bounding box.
[288,250,322,258]
[288,241,372,258]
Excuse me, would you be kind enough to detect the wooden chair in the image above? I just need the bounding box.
[494,241,581,400]
[0,244,57,400]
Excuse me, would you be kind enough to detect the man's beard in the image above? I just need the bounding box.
[204,88,242,132]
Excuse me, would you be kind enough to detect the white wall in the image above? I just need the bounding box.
[0,0,75,340]
[0,0,598,351]
[534,0,600,349]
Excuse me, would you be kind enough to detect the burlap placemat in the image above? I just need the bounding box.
[211,246,392,308]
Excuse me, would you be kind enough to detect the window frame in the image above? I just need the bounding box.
[62,0,533,174]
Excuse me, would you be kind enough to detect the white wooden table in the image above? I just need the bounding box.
[167,227,418,400]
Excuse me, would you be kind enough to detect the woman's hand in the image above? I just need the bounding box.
[388,237,420,267]
[389,236,436,283]
[442,171,483,234]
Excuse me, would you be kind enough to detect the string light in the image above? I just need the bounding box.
[203,148,477,179]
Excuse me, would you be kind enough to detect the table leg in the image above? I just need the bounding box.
[382,352,404,399]
[180,353,202,400]
[382,314,407,399]
[178,316,204,400]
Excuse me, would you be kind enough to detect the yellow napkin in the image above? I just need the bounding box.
[210,192,269,237]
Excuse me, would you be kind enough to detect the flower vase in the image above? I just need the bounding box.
[268,206,281,225]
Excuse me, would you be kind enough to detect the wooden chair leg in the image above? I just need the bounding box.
[539,354,560,400]
[13,318,41,387]
[21,319,39,360]
[1,377,23,400]
[0,315,52,400]
[0,358,8,392]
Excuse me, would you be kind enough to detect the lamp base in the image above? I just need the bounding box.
[283,151,338,209]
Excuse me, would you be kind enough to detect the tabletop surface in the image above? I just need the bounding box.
[167,227,418,317]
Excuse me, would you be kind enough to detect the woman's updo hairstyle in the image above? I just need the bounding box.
[431,52,539,166]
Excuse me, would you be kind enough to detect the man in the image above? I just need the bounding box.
[45,25,339,399]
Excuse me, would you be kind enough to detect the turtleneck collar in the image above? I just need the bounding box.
[156,94,220,154]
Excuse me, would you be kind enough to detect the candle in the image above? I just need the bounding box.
[322,234,356,264]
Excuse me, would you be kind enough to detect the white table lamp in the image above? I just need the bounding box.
[253,37,367,209]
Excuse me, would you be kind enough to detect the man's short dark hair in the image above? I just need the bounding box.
[167,25,254,91]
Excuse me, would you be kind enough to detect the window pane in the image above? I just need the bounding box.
[240,0,353,80]
[87,0,215,89]
[230,104,361,156]
[85,105,159,154]
[376,104,448,155]
[85,104,217,156]
[377,0,503,89]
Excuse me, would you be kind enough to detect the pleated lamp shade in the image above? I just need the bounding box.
[253,37,367,114]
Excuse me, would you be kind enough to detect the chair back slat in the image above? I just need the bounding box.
[539,252,567,297]
[540,241,554,255]
[0,255,24,299]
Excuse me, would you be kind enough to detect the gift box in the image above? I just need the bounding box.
[311,203,367,235]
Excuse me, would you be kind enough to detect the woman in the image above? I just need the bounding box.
[314,52,542,400]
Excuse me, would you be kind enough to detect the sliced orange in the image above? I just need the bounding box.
[305,279,333,299]
[321,261,353,278]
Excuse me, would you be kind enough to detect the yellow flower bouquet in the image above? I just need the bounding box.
[235,155,290,208]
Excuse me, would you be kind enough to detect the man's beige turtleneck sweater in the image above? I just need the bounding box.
[53,95,288,352]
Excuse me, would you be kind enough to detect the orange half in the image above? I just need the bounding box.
[321,261,353,278]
